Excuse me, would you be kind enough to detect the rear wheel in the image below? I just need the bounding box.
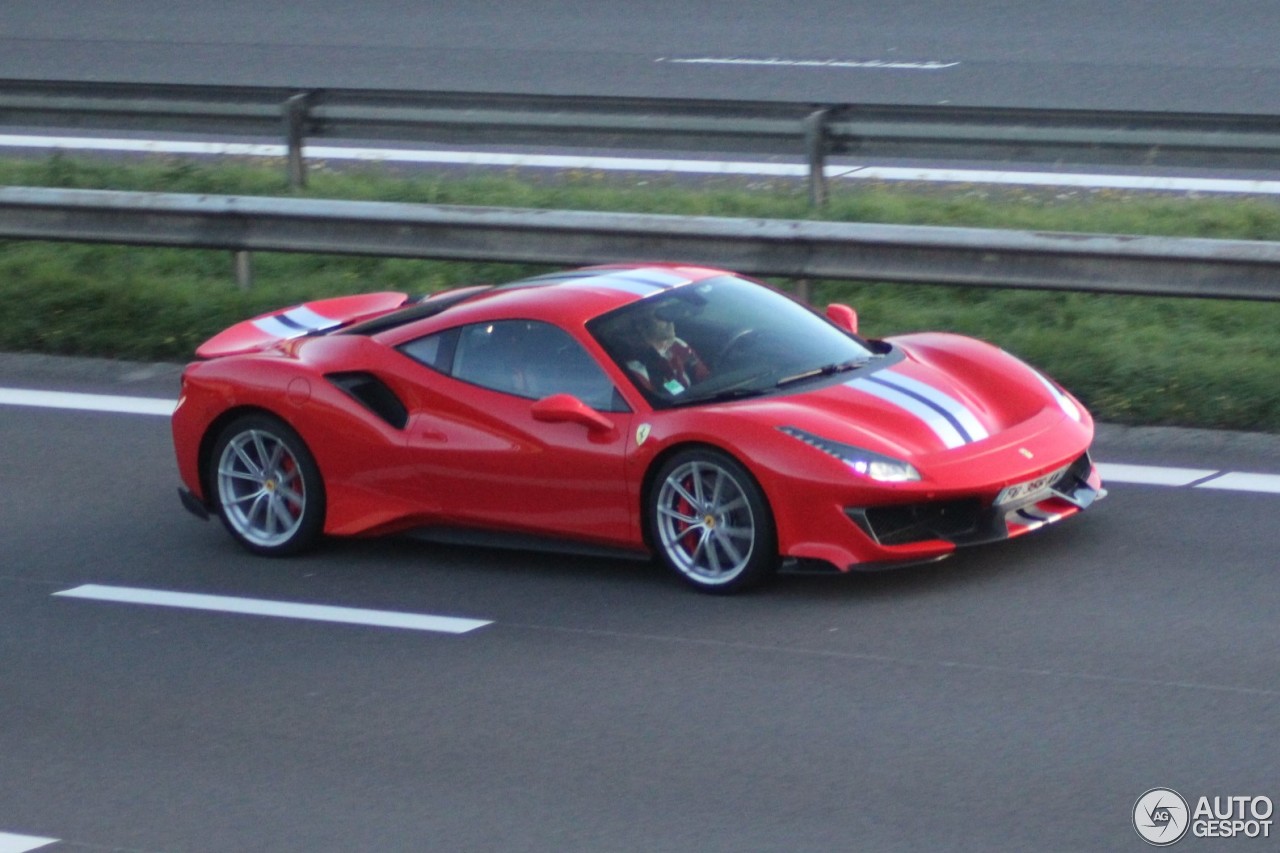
[210,414,325,556]
[649,448,777,593]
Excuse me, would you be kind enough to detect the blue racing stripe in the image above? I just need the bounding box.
[271,313,309,331]
[866,375,976,444]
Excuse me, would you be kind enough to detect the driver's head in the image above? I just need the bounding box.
[633,307,676,349]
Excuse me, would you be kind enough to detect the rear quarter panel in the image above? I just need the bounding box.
[173,340,429,536]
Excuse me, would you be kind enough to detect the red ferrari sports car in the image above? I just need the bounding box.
[173,264,1104,592]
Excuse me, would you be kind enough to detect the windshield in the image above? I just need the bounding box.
[587,274,877,408]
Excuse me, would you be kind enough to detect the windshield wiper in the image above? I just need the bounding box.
[687,386,771,404]
[776,357,871,388]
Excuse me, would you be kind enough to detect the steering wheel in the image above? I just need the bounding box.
[713,328,760,367]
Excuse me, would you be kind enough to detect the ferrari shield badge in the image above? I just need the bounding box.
[636,423,652,446]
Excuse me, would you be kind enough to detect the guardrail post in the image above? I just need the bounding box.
[282,92,313,190]
[233,250,254,290]
[804,109,831,208]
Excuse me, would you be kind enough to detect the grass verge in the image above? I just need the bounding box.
[3,153,1280,431]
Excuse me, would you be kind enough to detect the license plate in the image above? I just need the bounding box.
[995,466,1067,507]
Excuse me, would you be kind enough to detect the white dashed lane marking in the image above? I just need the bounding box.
[53,585,492,634]
[0,833,59,853]
[656,56,960,70]
[0,387,175,416]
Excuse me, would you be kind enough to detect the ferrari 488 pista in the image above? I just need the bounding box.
[173,264,1103,592]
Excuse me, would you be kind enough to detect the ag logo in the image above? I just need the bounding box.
[1134,788,1190,846]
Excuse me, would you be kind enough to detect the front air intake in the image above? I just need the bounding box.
[847,499,983,546]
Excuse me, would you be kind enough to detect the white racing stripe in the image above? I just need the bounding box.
[250,315,305,338]
[0,387,174,416]
[4,134,1280,195]
[844,370,990,450]
[53,585,492,634]
[251,305,342,339]
[847,376,969,449]
[875,371,990,443]
[0,833,58,853]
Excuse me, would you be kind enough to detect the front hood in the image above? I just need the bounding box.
[753,335,1085,459]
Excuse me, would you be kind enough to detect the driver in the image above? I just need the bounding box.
[624,307,708,395]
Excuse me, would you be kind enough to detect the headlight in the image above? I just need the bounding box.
[780,426,921,483]
[851,457,921,482]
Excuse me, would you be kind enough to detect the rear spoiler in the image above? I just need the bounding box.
[195,292,409,358]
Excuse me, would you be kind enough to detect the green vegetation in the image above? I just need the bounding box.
[3,153,1280,431]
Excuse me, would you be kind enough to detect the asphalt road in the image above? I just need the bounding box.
[2,1,1279,111]
[3,8,1278,850]
[1,353,1278,852]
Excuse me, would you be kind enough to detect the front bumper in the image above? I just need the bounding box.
[776,452,1105,572]
[178,486,211,521]
[846,452,1103,550]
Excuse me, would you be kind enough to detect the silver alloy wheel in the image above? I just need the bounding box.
[655,459,757,586]
[216,427,307,548]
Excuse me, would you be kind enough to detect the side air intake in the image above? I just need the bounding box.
[325,372,409,429]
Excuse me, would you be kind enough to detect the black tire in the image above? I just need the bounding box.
[648,448,777,593]
[209,413,326,556]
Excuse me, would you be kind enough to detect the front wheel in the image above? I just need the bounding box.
[210,413,325,556]
[648,448,777,593]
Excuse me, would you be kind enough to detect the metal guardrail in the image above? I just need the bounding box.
[3,186,1279,300]
[4,79,1280,203]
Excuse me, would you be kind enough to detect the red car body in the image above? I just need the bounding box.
[173,264,1103,590]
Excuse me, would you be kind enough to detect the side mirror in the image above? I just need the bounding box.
[531,393,615,433]
[825,303,858,334]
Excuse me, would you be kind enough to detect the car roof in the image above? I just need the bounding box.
[397,263,732,332]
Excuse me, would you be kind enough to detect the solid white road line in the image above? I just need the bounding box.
[0,387,175,416]
[4,133,1280,195]
[843,166,1280,196]
[0,833,58,853]
[1193,471,1280,494]
[1097,463,1280,493]
[5,387,1280,496]
[1093,462,1218,486]
[52,585,492,634]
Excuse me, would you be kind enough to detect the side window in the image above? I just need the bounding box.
[399,331,448,371]
[451,320,628,412]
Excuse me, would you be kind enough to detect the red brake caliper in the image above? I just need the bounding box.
[677,473,700,557]
[281,456,302,517]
